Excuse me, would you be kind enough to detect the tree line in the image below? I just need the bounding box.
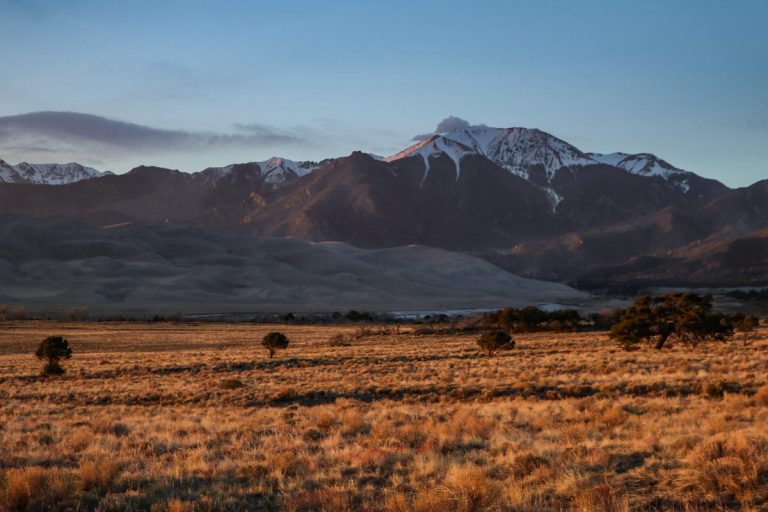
[480,293,760,353]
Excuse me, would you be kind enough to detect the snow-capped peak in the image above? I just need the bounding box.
[197,157,320,187]
[387,126,595,181]
[0,160,105,185]
[387,125,701,199]
[258,156,319,183]
[385,126,596,210]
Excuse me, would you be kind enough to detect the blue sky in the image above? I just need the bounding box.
[1,0,766,186]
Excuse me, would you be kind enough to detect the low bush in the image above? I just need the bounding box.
[477,330,514,356]
[220,378,245,389]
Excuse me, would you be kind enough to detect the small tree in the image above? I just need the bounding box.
[733,314,760,342]
[35,336,73,376]
[477,330,514,356]
[262,332,289,358]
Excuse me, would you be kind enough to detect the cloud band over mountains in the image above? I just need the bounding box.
[0,111,313,166]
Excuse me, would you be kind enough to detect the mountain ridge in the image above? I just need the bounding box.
[1,124,764,289]
[0,159,106,185]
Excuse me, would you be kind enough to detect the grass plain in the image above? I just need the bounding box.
[1,321,767,511]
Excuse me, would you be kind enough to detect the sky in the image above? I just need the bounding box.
[0,0,766,186]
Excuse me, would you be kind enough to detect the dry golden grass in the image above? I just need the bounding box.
[1,321,767,511]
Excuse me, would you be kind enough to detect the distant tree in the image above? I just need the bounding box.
[589,309,622,330]
[346,310,373,322]
[35,336,73,376]
[610,293,734,350]
[486,306,584,333]
[8,306,27,321]
[477,330,515,356]
[733,314,760,342]
[66,307,89,322]
[262,332,289,358]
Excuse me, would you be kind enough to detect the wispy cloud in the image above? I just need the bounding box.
[411,115,481,141]
[0,111,314,165]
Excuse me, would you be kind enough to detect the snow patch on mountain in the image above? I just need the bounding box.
[444,126,595,179]
[0,160,105,185]
[588,152,683,178]
[197,157,320,187]
[385,135,474,183]
[260,157,319,183]
[588,152,692,192]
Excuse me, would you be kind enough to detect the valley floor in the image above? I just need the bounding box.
[1,322,767,511]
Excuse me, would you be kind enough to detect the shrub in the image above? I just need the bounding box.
[262,332,289,358]
[684,433,768,506]
[35,336,73,376]
[328,332,352,346]
[477,330,514,356]
[733,314,760,342]
[484,306,584,333]
[0,467,76,511]
[220,378,245,389]
[702,380,740,399]
[78,457,121,492]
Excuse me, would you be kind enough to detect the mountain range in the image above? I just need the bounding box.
[1,125,765,291]
[0,159,106,185]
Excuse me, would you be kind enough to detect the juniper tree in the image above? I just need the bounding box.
[262,332,289,358]
[35,336,73,376]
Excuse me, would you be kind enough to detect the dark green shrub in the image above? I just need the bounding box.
[345,310,373,322]
[262,332,289,358]
[220,378,245,389]
[733,314,760,342]
[35,336,73,376]
[484,307,585,333]
[702,380,740,399]
[477,330,514,356]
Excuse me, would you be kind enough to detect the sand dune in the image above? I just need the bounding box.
[0,215,587,313]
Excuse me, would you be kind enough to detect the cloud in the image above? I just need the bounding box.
[411,115,479,141]
[0,111,312,164]
[231,122,309,145]
[435,116,471,133]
